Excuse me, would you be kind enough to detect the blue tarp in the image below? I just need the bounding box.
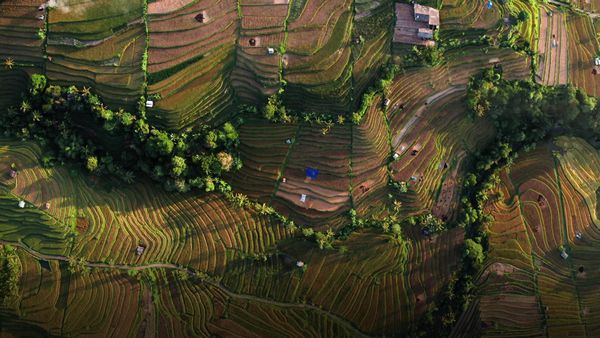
[487,1,493,9]
[305,168,319,179]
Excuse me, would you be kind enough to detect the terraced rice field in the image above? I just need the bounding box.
[273,124,352,230]
[480,137,600,336]
[389,91,494,218]
[283,0,354,113]
[0,0,45,69]
[147,0,237,129]
[0,140,293,274]
[0,250,359,337]
[566,13,600,97]
[222,227,464,335]
[441,0,503,32]
[0,135,469,336]
[537,7,568,85]
[45,0,145,111]
[231,0,289,101]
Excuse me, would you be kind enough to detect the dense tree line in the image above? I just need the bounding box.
[0,74,241,193]
[413,68,599,336]
[0,245,20,306]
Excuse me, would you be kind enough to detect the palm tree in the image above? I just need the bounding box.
[233,193,249,208]
[123,170,135,184]
[3,57,14,69]
[80,86,91,97]
[20,101,31,113]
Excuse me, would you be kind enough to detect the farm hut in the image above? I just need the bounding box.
[18,201,25,208]
[195,13,204,23]
[393,152,400,160]
[145,100,154,108]
[411,149,418,156]
[249,38,256,46]
[37,15,45,20]
[44,202,50,210]
[384,98,391,107]
[282,177,286,183]
[38,4,46,11]
[305,168,319,180]
[286,138,292,144]
[300,194,307,203]
[560,250,568,259]
[296,261,305,267]
[595,57,600,66]
[267,47,276,55]
[575,232,583,240]
[9,169,17,178]
[136,245,145,255]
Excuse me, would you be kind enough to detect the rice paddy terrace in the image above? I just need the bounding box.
[0,0,600,337]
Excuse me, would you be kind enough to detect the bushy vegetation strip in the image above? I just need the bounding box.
[414,67,600,336]
[0,74,241,194]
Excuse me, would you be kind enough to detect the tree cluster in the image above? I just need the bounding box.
[0,75,242,193]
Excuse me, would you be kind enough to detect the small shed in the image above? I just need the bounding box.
[296,261,305,267]
[136,245,145,255]
[145,100,154,108]
[417,28,434,40]
[18,201,25,208]
[267,47,276,55]
[393,152,400,160]
[300,194,307,203]
[44,202,51,210]
[595,57,600,66]
[9,169,17,178]
[384,98,391,107]
[560,250,569,259]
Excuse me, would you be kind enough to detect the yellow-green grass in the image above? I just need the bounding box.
[47,0,144,41]
[0,139,293,274]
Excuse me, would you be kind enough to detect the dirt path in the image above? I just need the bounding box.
[537,7,568,85]
[0,239,369,338]
[392,85,465,150]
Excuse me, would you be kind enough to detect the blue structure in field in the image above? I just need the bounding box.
[305,168,319,179]
[487,0,493,9]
